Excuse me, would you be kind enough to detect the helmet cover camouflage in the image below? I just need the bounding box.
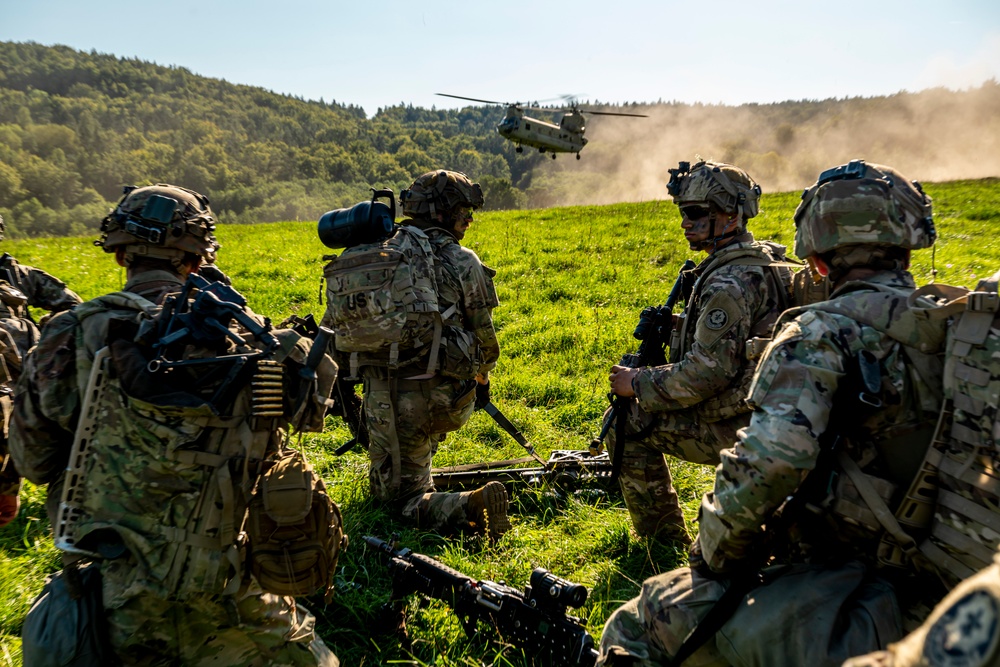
[793,160,935,258]
[666,160,762,220]
[96,184,219,263]
[400,170,485,219]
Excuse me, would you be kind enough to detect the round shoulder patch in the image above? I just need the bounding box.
[924,589,1000,667]
[705,308,729,331]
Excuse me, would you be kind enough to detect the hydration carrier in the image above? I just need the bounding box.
[322,224,444,377]
[55,275,341,600]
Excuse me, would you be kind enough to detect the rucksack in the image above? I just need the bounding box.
[321,225,446,377]
[785,272,1000,588]
[246,449,346,602]
[54,275,342,600]
[892,271,1000,586]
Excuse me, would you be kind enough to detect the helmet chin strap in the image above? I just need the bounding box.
[699,210,742,252]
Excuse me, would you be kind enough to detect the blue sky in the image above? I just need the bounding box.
[2,0,998,117]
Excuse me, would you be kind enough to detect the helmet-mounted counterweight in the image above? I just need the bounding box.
[96,184,219,266]
[400,170,484,220]
[793,160,935,259]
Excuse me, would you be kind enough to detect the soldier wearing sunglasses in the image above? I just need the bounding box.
[604,160,794,545]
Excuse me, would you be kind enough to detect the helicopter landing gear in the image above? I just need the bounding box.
[576,153,581,160]
[515,145,523,153]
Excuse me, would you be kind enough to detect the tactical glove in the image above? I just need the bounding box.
[475,380,491,410]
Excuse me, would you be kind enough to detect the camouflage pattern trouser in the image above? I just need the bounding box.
[105,586,337,666]
[603,400,748,538]
[597,562,905,667]
[364,372,477,532]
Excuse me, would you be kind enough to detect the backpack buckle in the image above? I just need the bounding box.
[967,291,1000,313]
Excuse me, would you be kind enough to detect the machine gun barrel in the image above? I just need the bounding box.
[365,535,598,666]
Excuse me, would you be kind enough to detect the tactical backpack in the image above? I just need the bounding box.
[778,272,1000,589]
[321,224,448,378]
[53,275,342,601]
[890,270,1000,587]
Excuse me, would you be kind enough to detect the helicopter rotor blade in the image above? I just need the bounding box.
[436,93,506,106]
[578,109,649,117]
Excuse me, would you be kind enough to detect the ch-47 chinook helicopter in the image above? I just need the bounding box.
[437,93,647,160]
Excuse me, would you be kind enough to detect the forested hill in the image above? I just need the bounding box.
[0,41,542,237]
[1,41,998,239]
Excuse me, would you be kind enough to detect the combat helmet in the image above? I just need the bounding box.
[96,184,219,266]
[667,160,762,221]
[400,170,485,219]
[794,159,935,259]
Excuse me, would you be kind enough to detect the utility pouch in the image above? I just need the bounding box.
[438,326,480,380]
[246,449,346,601]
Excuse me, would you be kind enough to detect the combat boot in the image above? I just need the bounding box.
[464,481,511,540]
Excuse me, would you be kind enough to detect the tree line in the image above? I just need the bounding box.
[1,41,997,238]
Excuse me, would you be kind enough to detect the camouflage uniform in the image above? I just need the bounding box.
[844,550,1000,667]
[10,185,338,666]
[0,248,81,499]
[605,161,789,541]
[598,161,944,667]
[365,223,501,531]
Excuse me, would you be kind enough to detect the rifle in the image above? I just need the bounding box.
[279,314,368,452]
[589,259,697,479]
[364,535,599,667]
[432,449,613,491]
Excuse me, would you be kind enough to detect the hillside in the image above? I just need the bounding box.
[1,41,999,241]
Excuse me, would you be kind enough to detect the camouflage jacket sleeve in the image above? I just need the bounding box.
[633,263,769,413]
[696,308,856,572]
[15,263,82,313]
[8,311,82,485]
[437,243,501,376]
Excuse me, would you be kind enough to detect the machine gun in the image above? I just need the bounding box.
[280,314,368,452]
[589,259,696,478]
[364,535,598,667]
[431,449,613,492]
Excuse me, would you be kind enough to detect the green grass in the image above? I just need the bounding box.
[2,178,999,665]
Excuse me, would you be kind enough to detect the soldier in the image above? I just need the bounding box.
[347,170,509,539]
[10,184,340,665]
[597,160,945,666]
[0,211,82,528]
[603,160,793,543]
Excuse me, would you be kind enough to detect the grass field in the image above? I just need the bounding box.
[2,178,999,666]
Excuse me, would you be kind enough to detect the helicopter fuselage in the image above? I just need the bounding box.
[496,113,587,155]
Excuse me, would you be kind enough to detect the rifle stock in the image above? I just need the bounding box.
[364,535,599,666]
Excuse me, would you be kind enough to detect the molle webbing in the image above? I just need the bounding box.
[671,244,792,363]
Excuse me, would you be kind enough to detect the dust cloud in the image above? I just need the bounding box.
[523,82,1000,207]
